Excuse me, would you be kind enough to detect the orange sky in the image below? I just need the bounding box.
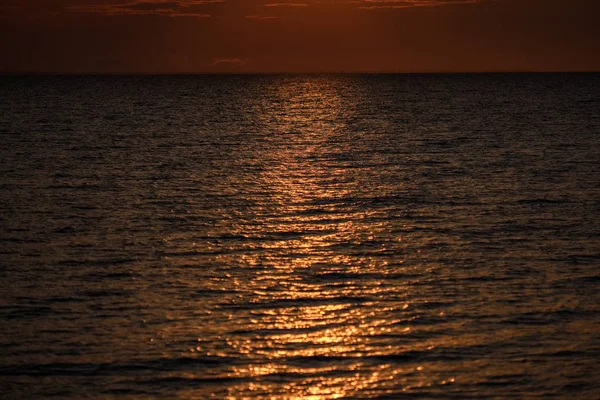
[1,0,599,73]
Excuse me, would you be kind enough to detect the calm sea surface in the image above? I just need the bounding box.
[1,74,599,399]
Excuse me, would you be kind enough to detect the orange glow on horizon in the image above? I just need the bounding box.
[0,0,598,73]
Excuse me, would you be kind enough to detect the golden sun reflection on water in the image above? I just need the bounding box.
[202,78,426,399]
[1,74,595,400]
[152,78,476,400]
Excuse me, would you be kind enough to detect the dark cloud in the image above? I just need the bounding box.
[212,58,246,65]
[67,0,222,17]
[358,0,483,8]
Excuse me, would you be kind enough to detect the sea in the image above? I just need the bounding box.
[1,73,599,399]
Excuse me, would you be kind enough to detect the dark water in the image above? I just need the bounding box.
[1,74,599,399]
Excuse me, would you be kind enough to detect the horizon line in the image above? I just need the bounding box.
[1,70,599,76]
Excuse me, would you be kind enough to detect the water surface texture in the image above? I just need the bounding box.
[1,74,599,398]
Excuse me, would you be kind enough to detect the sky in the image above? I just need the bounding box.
[1,0,599,73]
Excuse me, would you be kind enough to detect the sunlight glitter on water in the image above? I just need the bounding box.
[1,74,599,399]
